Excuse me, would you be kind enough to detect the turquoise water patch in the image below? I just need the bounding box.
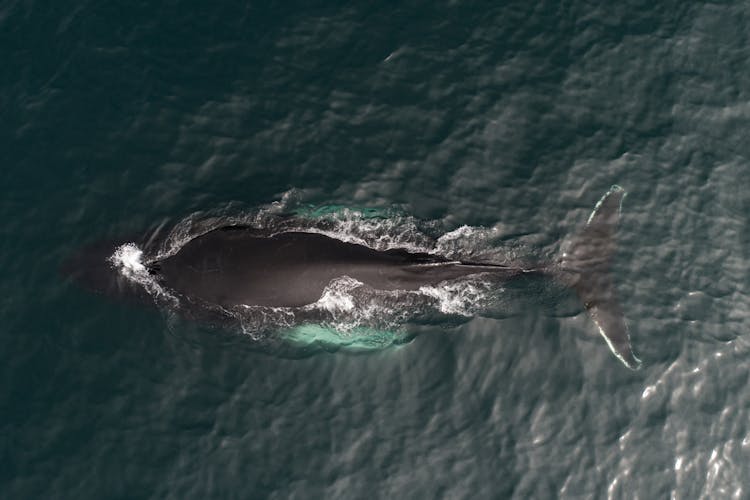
[283,324,410,351]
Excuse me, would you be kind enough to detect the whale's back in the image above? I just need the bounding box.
[155,228,498,307]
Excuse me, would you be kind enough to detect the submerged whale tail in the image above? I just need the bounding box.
[559,185,641,369]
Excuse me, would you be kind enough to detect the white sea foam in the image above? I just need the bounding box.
[419,279,493,316]
[109,243,148,277]
[297,209,436,255]
[437,224,477,243]
[108,243,178,304]
[232,305,295,339]
[314,276,360,313]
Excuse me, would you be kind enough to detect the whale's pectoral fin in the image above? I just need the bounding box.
[564,185,641,370]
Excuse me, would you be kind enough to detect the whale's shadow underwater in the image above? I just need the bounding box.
[64,186,641,369]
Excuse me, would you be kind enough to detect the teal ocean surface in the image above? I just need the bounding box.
[3,1,749,498]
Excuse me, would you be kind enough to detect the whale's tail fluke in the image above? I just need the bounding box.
[560,185,641,369]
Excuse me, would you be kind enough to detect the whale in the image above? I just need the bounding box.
[64,186,641,369]
[153,228,527,308]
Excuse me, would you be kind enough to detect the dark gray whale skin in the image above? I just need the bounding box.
[64,186,640,369]
[155,228,526,309]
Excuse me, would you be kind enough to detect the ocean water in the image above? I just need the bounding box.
[2,1,750,498]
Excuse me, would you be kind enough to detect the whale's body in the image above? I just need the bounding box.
[155,228,525,308]
[65,186,641,369]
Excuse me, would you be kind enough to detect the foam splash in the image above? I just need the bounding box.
[233,305,295,340]
[314,276,360,313]
[296,208,436,255]
[419,279,495,316]
[108,243,177,304]
[109,243,148,278]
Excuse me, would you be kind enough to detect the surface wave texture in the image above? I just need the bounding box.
[2,1,749,498]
